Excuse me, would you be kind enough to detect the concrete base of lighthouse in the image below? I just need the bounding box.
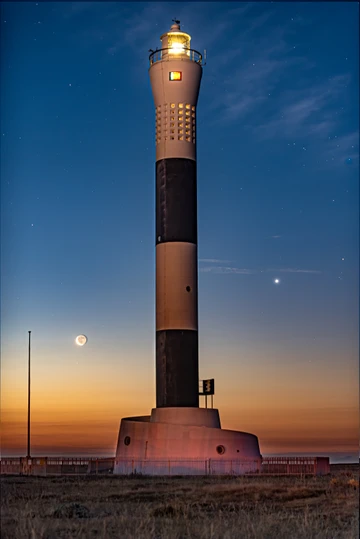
[114,408,262,475]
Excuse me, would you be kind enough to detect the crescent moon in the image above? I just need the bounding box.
[75,335,88,346]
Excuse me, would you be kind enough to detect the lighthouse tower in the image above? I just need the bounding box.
[149,21,202,409]
[114,22,262,475]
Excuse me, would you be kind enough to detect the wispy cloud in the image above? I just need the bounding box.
[208,11,312,123]
[200,266,257,275]
[199,258,231,264]
[200,266,321,275]
[267,268,322,274]
[255,75,351,139]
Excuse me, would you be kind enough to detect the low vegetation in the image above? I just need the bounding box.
[1,464,358,538]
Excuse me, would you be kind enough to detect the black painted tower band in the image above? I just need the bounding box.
[156,159,197,245]
[156,157,199,408]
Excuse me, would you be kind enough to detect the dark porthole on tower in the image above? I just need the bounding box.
[124,436,131,446]
[186,286,191,292]
[216,445,225,455]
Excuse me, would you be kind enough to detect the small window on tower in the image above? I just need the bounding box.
[179,103,184,108]
[185,104,191,109]
[169,71,182,81]
[186,111,190,117]
[178,135,184,141]
[191,105,195,111]
[170,136,175,140]
[186,136,191,142]
[179,129,184,135]
[170,103,175,109]
[178,122,184,128]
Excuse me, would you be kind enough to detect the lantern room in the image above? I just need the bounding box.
[160,20,191,59]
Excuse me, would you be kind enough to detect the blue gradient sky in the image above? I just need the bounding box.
[1,2,358,462]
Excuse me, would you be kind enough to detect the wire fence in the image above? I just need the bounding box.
[0,456,330,476]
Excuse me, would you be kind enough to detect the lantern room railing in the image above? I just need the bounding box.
[149,48,203,66]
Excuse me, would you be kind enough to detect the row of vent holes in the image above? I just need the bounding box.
[158,128,195,135]
[156,103,195,111]
[158,135,195,142]
[156,110,195,116]
[156,123,195,132]
[156,113,195,122]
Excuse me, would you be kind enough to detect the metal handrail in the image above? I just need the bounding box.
[149,47,203,66]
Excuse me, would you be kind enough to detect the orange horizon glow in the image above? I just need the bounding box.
[2,341,358,460]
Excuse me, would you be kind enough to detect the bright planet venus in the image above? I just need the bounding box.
[75,335,88,346]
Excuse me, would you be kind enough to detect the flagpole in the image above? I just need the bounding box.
[27,330,31,459]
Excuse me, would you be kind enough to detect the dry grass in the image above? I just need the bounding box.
[1,465,358,538]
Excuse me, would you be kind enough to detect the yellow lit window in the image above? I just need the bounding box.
[186,136,191,141]
[191,105,195,111]
[178,122,183,128]
[178,135,184,141]
[179,103,184,108]
[169,71,182,81]
[185,104,190,109]
[170,103,175,108]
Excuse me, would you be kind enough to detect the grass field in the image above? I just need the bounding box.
[1,464,358,538]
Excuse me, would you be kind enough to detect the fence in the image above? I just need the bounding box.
[261,456,330,475]
[1,456,330,476]
[0,457,114,476]
[114,458,261,476]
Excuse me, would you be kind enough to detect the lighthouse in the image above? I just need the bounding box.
[149,21,202,408]
[114,22,262,475]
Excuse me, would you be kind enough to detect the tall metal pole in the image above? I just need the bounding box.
[27,330,31,459]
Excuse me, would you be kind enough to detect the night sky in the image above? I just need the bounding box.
[1,2,358,462]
